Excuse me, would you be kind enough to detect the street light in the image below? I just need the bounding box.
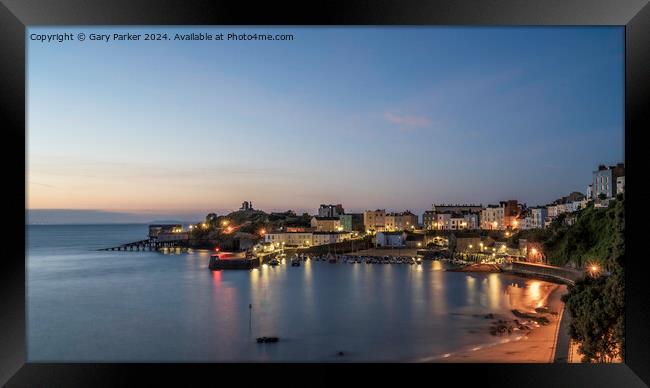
[587,263,601,277]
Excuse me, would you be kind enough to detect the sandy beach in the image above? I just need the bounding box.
[432,282,568,363]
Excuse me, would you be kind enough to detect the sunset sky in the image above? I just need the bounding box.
[27,27,624,223]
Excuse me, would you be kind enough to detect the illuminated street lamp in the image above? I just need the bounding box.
[587,263,601,277]
[222,220,230,227]
[492,221,498,229]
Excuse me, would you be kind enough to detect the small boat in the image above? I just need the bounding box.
[257,336,279,343]
[269,258,279,266]
[291,259,301,267]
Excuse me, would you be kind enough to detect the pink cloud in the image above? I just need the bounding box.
[384,112,431,129]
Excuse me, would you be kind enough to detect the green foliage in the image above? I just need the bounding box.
[557,198,624,363]
[205,213,219,228]
[515,199,625,362]
[515,199,623,269]
[562,267,624,362]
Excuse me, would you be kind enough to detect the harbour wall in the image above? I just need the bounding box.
[499,262,585,285]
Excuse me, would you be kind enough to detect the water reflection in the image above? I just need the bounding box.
[487,274,502,310]
[211,270,222,287]
[465,275,477,305]
[504,279,553,313]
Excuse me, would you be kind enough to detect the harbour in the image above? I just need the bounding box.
[27,223,566,362]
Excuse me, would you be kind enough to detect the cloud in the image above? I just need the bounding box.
[384,112,432,130]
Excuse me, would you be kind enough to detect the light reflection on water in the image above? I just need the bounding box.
[28,225,555,362]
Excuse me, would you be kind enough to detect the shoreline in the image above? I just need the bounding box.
[431,282,568,363]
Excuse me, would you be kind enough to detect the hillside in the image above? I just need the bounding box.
[513,197,625,363]
[514,198,624,269]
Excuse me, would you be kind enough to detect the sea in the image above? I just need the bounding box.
[27,224,550,362]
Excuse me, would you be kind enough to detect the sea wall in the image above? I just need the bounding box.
[499,262,584,285]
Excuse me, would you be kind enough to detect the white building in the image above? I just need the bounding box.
[375,231,406,247]
[311,216,342,232]
[265,231,352,247]
[318,204,344,218]
[463,213,479,230]
[434,213,451,230]
[384,211,419,231]
[481,205,505,230]
[531,207,547,229]
[265,232,314,247]
[312,231,352,245]
[592,163,625,199]
[363,209,386,232]
[546,204,559,219]
[617,176,625,195]
[520,216,533,230]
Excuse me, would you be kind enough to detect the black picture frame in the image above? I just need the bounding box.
[2,0,648,386]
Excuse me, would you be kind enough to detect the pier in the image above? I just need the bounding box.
[99,224,190,252]
[99,239,189,252]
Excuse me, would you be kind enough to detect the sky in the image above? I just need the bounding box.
[27,26,624,223]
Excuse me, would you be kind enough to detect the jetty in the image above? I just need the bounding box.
[98,238,188,252]
[99,223,189,252]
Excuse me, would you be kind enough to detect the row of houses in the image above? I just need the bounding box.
[419,201,520,231]
[263,230,354,248]
[363,210,419,232]
[265,163,626,245]
[373,231,544,263]
[417,163,624,232]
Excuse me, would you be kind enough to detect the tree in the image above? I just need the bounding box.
[560,199,624,362]
[562,271,623,362]
[205,213,219,228]
[598,193,607,201]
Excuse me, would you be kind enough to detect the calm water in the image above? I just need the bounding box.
[27,224,550,362]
